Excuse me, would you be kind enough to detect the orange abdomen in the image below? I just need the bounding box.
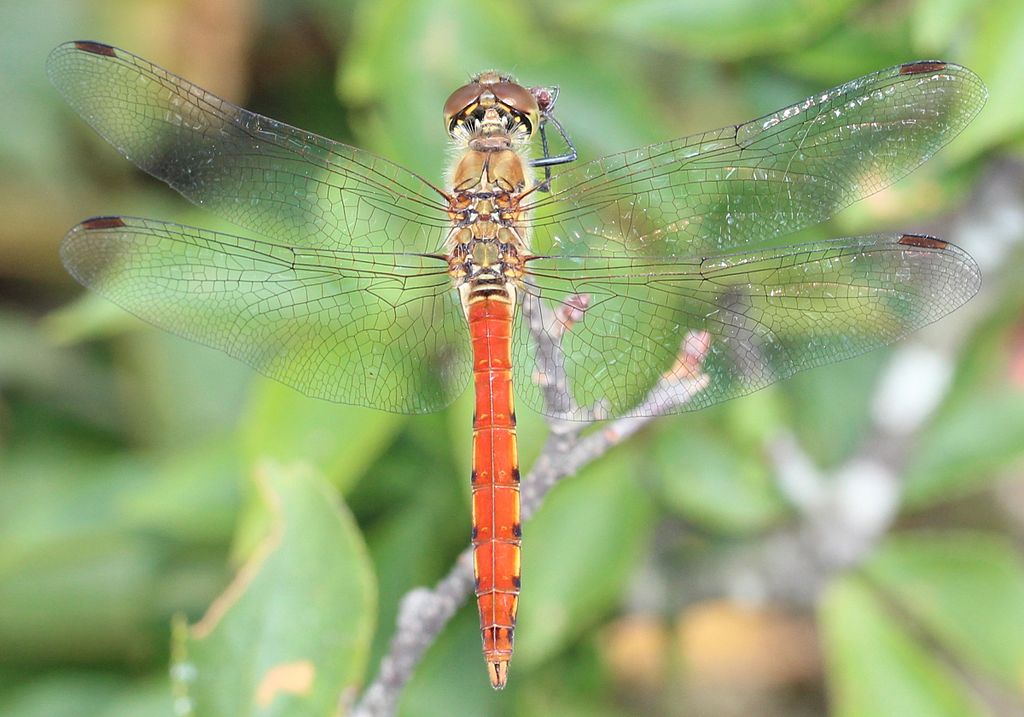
[467,294,520,689]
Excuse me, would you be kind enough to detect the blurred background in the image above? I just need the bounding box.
[2,0,1024,715]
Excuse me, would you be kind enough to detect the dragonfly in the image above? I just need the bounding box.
[48,41,986,689]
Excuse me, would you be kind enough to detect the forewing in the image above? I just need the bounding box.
[47,42,451,253]
[526,62,986,258]
[62,217,469,413]
[514,234,980,419]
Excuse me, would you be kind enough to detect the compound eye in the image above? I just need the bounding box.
[491,81,540,132]
[443,82,484,131]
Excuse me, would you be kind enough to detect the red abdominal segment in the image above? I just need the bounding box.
[468,296,520,689]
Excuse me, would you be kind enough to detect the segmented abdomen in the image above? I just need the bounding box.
[467,290,520,689]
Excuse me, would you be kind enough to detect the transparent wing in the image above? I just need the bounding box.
[515,234,980,419]
[62,216,469,413]
[526,62,987,258]
[46,41,452,254]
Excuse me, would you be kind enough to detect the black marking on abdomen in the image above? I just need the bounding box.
[471,287,509,299]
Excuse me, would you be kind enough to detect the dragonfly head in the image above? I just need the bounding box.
[444,71,540,141]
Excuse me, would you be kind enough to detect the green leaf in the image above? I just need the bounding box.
[0,307,111,398]
[865,533,1024,695]
[399,608,504,716]
[241,379,404,492]
[904,274,1024,506]
[0,437,239,664]
[0,536,161,664]
[911,0,982,56]
[783,352,885,467]
[0,0,88,179]
[903,388,1024,506]
[514,448,655,668]
[125,332,253,446]
[340,0,539,178]
[360,429,468,671]
[552,0,860,60]
[0,673,124,717]
[651,419,788,533]
[821,575,992,717]
[516,655,627,717]
[0,307,121,432]
[774,19,914,85]
[0,674,177,717]
[0,447,173,663]
[929,0,1024,160]
[45,292,159,344]
[47,300,254,447]
[96,678,177,717]
[0,438,239,562]
[119,442,242,546]
[443,386,477,501]
[173,462,376,717]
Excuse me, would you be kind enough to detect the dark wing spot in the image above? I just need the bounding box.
[81,216,127,230]
[900,61,948,75]
[899,233,949,250]
[74,41,117,57]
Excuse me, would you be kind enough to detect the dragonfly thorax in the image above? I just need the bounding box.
[448,232,525,282]
[446,151,529,292]
[445,148,531,280]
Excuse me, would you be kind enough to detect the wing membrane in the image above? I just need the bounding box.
[514,234,980,419]
[527,62,987,258]
[51,47,985,420]
[62,216,469,412]
[46,42,452,253]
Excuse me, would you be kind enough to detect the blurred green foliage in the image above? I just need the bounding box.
[2,0,1024,716]
[173,463,375,716]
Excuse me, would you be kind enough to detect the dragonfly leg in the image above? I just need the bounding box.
[529,86,577,192]
[531,116,577,192]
